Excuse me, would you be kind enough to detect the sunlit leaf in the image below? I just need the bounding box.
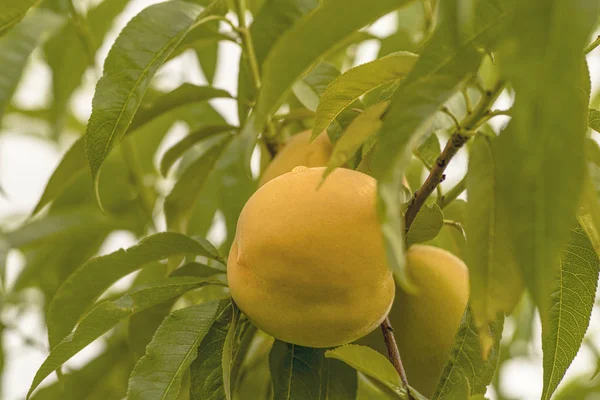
[465,135,523,354]
[270,340,324,399]
[47,232,221,347]
[541,224,600,399]
[312,52,417,139]
[29,277,219,398]
[84,0,227,203]
[127,300,231,400]
[494,1,597,327]
[160,124,237,176]
[0,9,63,121]
[432,308,503,399]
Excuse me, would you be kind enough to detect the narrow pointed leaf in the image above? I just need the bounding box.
[47,232,221,347]
[165,137,231,233]
[494,1,597,326]
[292,62,340,111]
[0,0,40,36]
[324,345,404,397]
[432,308,503,399]
[465,136,523,354]
[127,300,230,400]
[0,9,63,120]
[84,0,226,198]
[160,124,237,176]
[29,277,216,398]
[372,0,508,292]
[269,340,324,400]
[312,52,417,139]
[221,305,240,400]
[323,101,389,180]
[255,0,410,125]
[190,301,233,400]
[541,224,600,399]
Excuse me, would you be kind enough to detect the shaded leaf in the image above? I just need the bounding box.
[325,345,404,397]
[255,0,409,126]
[29,277,218,398]
[432,308,503,399]
[84,0,226,200]
[127,300,231,400]
[324,101,388,180]
[406,203,444,246]
[190,301,234,400]
[292,62,340,111]
[312,52,418,139]
[238,0,319,123]
[31,341,133,400]
[465,135,523,354]
[0,9,63,121]
[321,357,359,400]
[413,133,440,171]
[541,224,600,399]
[589,108,600,133]
[494,1,597,327]
[47,232,221,347]
[160,124,237,176]
[0,0,40,36]
[270,340,324,400]
[165,137,231,233]
[372,0,507,292]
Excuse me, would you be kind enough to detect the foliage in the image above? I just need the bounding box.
[0,0,597,399]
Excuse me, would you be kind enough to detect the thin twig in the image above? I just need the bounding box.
[405,81,505,231]
[381,317,414,399]
[585,35,600,55]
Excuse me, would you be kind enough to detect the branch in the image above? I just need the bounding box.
[405,80,505,231]
[381,317,415,400]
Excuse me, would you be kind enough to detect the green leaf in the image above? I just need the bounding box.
[406,203,444,246]
[130,84,232,133]
[541,223,600,399]
[312,52,418,139]
[44,0,129,135]
[325,345,404,398]
[29,277,217,398]
[413,133,440,171]
[47,232,221,347]
[160,124,237,176]
[32,84,227,216]
[221,305,240,400]
[269,340,324,400]
[30,341,133,400]
[465,136,523,354]
[292,62,340,111]
[190,301,234,400]
[321,357,359,400]
[196,41,219,84]
[432,308,503,399]
[84,0,226,203]
[127,300,231,400]
[589,108,600,133]
[372,0,507,292]
[0,9,63,121]
[0,0,40,36]
[494,1,597,327]
[324,101,389,180]
[238,0,319,123]
[255,0,410,125]
[165,137,231,233]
